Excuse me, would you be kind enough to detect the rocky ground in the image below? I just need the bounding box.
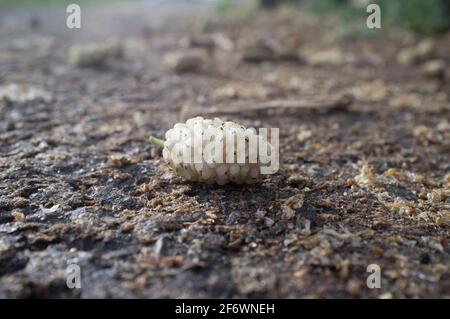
[0,2,449,298]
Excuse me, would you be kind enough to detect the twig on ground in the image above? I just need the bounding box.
[180,94,353,120]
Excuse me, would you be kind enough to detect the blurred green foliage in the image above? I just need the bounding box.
[215,0,235,13]
[215,0,449,34]
[304,0,450,34]
[377,0,450,34]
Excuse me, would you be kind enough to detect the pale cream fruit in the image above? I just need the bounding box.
[150,117,273,184]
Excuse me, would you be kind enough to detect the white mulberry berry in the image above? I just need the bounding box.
[149,117,274,185]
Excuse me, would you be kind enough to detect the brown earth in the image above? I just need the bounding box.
[0,2,449,298]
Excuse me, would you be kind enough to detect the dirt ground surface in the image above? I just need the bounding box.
[0,2,449,298]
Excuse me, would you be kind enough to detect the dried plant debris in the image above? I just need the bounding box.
[0,84,52,105]
[280,193,304,219]
[183,33,234,52]
[241,37,302,63]
[354,164,376,189]
[421,59,447,79]
[353,164,450,227]
[67,41,123,67]
[389,92,450,113]
[213,83,280,101]
[163,50,208,73]
[351,80,390,102]
[397,39,436,66]
[302,47,354,65]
